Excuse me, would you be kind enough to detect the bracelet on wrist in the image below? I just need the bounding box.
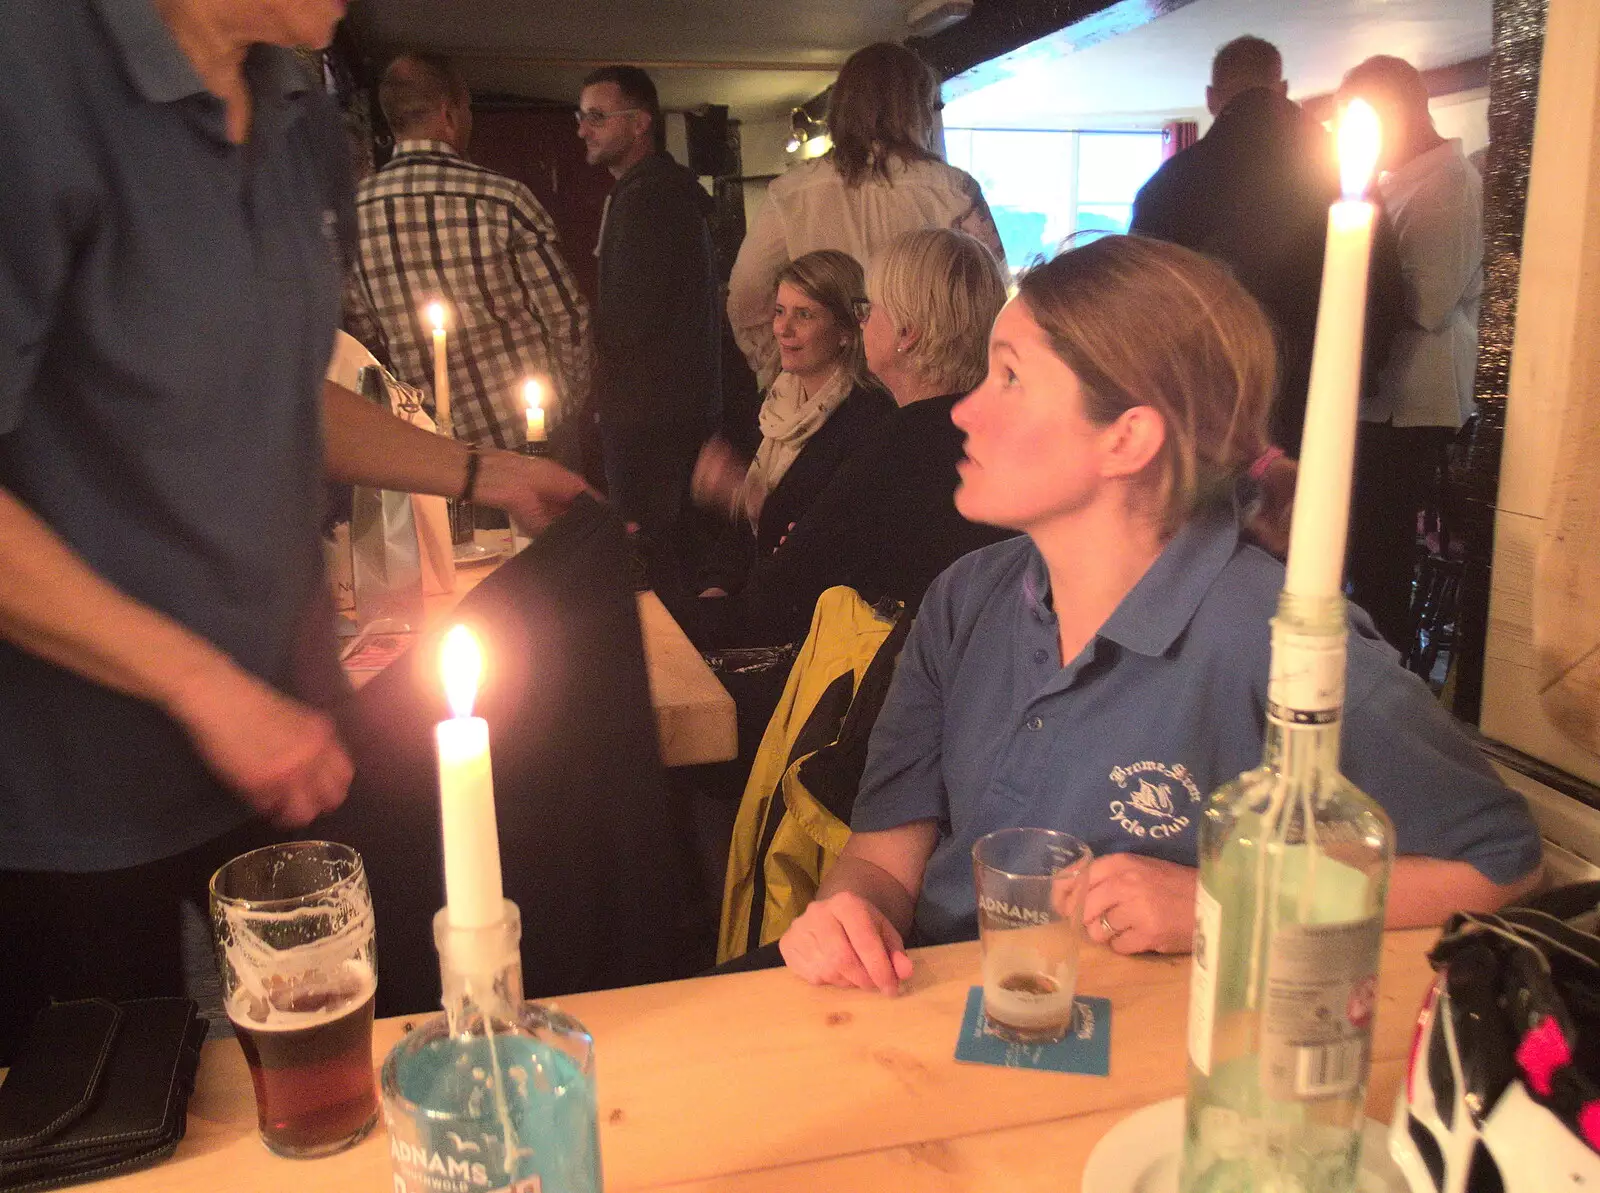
[460,447,482,503]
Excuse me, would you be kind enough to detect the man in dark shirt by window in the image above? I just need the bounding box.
[1132,36,1400,457]
[578,65,722,598]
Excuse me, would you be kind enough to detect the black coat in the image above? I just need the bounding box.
[595,154,722,431]
[1132,89,1401,455]
[700,392,1011,647]
[701,382,893,596]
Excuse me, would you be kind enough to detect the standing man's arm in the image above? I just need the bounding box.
[508,189,592,416]
[322,380,592,531]
[954,172,1006,264]
[341,257,386,359]
[0,485,353,826]
[1129,167,1178,241]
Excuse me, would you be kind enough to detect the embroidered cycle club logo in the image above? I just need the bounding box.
[1107,761,1202,841]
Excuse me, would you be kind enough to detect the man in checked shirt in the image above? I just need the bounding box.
[346,53,591,453]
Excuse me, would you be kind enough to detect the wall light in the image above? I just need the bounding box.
[786,106,827,156]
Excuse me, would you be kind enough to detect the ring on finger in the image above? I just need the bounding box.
[1098,912,1123,938]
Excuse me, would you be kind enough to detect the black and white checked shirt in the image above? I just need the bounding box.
[345,140,591,448]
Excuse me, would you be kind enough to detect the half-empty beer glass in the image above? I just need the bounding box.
[972,828,1092,1043]
[210,841,379,1158]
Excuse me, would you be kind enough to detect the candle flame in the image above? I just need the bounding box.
[1338,99,1381,200]
[523,377,545,413]
[427,301,447,332]
[440,624,482,719]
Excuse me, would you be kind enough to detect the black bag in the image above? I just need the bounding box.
[0,998,205,1192]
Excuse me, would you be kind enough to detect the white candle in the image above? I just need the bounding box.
[435,625,503,929]
[523,377,548,443]
[1283,100,1382,598]
[427,302,452,437]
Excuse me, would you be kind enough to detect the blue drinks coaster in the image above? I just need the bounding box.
[953,986,1112,1075]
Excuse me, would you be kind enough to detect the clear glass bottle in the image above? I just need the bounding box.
[1179,593,1394,1193]
[381,902,602,1193]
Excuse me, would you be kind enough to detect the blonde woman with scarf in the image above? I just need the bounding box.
[687,230,1011,652]
[694,251,890,603]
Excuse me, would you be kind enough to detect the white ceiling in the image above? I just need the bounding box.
[348,0,909,120]
[943,0,1493,130]
[348,0,1495,127]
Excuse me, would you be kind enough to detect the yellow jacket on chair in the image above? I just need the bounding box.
[718,587,910,963]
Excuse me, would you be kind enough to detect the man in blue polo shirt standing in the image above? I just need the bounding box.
[0,0,590,1063]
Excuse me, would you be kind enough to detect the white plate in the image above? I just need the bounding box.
[453,541,504,566]
[1082,1097,1405,1193]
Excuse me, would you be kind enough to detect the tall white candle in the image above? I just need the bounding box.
[523,377,548,443]
[1283,100,1383,598]
[427,301,452,438]
[435,625,503,929]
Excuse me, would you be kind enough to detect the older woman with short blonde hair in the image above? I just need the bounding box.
[864,226,1006,400]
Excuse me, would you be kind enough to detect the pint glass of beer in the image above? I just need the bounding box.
[210,841,379,1158]
[972,828,1092,1044]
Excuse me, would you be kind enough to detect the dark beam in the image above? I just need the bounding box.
[911,0,1205,84]
[1301,55,1493,123]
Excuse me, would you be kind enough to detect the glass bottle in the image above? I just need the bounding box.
[381,902,602,1193]
[1179,593,1394,1193]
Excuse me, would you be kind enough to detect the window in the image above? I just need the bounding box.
[943,128,1165,273]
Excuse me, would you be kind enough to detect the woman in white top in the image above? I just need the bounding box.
[727,42,1005,387]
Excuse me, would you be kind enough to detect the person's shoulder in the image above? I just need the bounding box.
[620,155,706,210]
[889,392,964,443]
[922,536,1034,629]
[1183,539,1282,664]
[1132,141,1206,216]
[894,155,980,189]
[1428,143,1482,199]
[2,0,113,127]
[844,382,895,418]
[765,157,838,198]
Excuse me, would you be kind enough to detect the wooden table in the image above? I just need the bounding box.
[350,530,737,768]
[62,931,1438,1192]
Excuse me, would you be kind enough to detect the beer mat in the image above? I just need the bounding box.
[340,633,414,672]
[954,986,1111,1075]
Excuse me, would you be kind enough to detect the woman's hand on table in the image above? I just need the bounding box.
[779,891,916,995]
[1082,853,1197,955]
[169,663,352,828]
[476,451,597,534]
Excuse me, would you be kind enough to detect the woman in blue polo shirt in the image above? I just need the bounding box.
[779,235,1542,994]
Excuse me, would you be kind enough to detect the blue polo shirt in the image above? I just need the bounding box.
[0,0,352,870]
[854,498,1542,945]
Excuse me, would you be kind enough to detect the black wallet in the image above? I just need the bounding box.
[0,998,206,1192]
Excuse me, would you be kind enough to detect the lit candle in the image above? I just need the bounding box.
[523,377,548,443]
[1283,100,1382,598]
[435,625,503,928]
[427,301,452,437]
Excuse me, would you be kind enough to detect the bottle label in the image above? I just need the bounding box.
[1260,917,1382,1100]
[1266,627,1345,726]
[1186,882,1222,1076]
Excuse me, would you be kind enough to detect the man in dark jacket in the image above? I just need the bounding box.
[578,65,722,596]
[1132,36,1399,457]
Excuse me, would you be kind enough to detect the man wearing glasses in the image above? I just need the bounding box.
[578,65,721,600]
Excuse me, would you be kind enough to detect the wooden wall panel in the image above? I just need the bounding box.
[1483,0,1600,781]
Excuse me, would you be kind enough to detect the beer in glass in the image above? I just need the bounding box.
[211,841,379,1158]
